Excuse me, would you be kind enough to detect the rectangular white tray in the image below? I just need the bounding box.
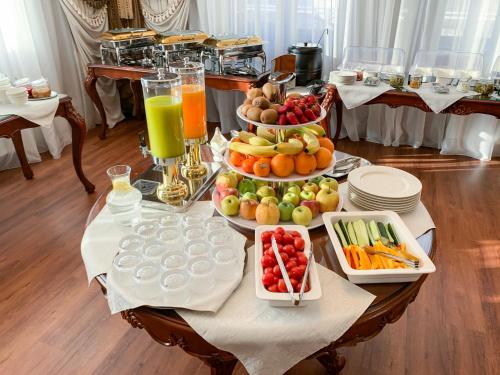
[322,211,436,283]
[254,225,322,306]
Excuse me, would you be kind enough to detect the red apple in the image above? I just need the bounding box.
[215,172,238,193]
[239,199,258,220]
[300,200,320,218]
[219,188,239,201]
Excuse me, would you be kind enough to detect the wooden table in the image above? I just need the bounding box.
[0,96,95,193]
[87,158,435,374]
[84,63,270,140]
[330,85,500,143]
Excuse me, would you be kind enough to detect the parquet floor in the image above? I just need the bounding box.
[0,119,498,375]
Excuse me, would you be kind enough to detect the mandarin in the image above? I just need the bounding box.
[241,158,256,174]
[314,147,333,169]
[318,137,335,153]
[253,158,271,177]
[229,151,246,167]
[270,154,294,177]
[294,151,317,175]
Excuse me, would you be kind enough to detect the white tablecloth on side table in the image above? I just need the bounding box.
[335,81,394,109]
[405,83,474,113]
[0,95,60,127]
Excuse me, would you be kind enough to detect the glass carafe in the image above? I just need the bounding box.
[169,59,208,178]
[106,165,142,226]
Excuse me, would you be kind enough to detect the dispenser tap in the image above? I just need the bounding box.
[138,131,150,158]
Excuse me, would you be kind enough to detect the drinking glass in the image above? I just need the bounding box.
[161,251,188,271]
[187,256,215,294]
[133,262,161,299]
[106,165,142,226]
[185,239,209,258]
[160,270,190,304]
[212,246,238,281]
[208,230,233,248]
[133,220,159,239]
[205,217,228,232]
[183,226,205,242]
[142,240,169,261]
[112,251,142,285]
[118,234,145,253]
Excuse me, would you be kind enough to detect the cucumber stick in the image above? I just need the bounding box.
[338,220,351,244]
[365,222,375,245]
[387,223,400,245]
[347,222,358,245]
[334,223,348,247]
[384,223,395,243]
[353,219,370,247]
[369,220,381,241]
[377,222,390,245]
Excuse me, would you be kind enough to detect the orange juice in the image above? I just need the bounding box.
[181,84,206,140]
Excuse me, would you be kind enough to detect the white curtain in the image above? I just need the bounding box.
[141,0,190,32]
[191,0,500,160]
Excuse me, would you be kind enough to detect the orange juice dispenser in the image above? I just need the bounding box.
[169,59,208,179]
[140,69,188,204]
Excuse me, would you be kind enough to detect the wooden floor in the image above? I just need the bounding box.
[0,119,499,375]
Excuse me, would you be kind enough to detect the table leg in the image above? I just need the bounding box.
[10,130,34,180]
[84,67,108,140]
[316,348,346,374]
[130,80,143,119]
[333,101,343,145]
[62,100,95,193]
[205,357,238,375]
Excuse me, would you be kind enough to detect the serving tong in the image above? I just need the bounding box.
[271,236,313,306]
[364,248,420,269]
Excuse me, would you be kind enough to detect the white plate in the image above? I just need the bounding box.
[322,211,436,283]
[349,197,418,213]
[224,150,336,182]
[28,91,58,101]
[236,105,327,129]
[348,166,422,199]
[348,183,421,203]
[254,224,322,306]
[212,189,343,230]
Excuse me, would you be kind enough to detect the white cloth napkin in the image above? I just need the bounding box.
[0,95,59,127]
[405,83,474,113]
[339,182,435,238]
[81,201,215,284]
[336,81,394,109]
[178,246,375,375]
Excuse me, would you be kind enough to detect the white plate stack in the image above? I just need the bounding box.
[347,166,422,213]
[329,71,357,85]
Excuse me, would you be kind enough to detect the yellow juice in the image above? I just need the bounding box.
[144,95,185,159]
[181,84,207,140]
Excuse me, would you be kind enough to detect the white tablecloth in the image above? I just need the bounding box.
[405,83,474,113]
[335,81,394,109]
[0,95,59,127]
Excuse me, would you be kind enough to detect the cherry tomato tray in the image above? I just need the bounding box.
[237,105,327,129]
[254,225,322,306]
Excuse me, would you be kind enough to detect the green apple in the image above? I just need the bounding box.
[215,172,238,193]
[287,184,301,196]
[238,178,256,195]
[308,176,324,186]
[229,170,243,184]
[253,179,269,190]
[242,192,258,201]
[300,190,315,201]
[319,177,339,191]
[256,186,276,201]
[220,195,240,216]
[261,196,279,205]
[302,182,319,194]
[292,206,312,226]
[282,192,300,206]
[295,180,306,188]
[316,188,340,212]
[278,201,295,221]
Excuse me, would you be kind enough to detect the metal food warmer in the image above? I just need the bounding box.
[154,30,208,67]
[99,28,157,67]
[201,35,266,76]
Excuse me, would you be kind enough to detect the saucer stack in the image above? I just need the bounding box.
[330,71,357,85]
[347,166,422,213]
[6,87,28,105]
[0,77,11,104]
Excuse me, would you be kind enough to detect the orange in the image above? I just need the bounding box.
[253,158,271,177]
[270,154,294,177]
[314,147,332,169]
[231,137,242,143]
[318,137,334,153]
[294,151,317,175]
[241,158,256,174]
[230,151,246,167]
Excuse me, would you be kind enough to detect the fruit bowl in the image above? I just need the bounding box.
[237,105,327,129]
[224,149,336,182]
[212,189,343,230]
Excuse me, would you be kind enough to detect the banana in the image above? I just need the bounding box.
[256,127,276,143]
[249,136,274,146]
[303,132,320,154]
[229,142,278,157]
[284,128,302,139]
[238,131,255,144]
[274,141,303,155]
[303,124,326,137]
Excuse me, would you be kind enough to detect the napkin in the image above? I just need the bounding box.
[335,81,394,109]
[178,246,375,375]
[405,83,474,113]
[339,182,435,238]
[0,95,59,127]
[81,201,215,284]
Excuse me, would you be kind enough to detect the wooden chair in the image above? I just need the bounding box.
[272,54,296,73]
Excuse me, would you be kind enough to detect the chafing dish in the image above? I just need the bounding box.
[154,30,208,67]
[201,35,266,76]
[99,28,157,67]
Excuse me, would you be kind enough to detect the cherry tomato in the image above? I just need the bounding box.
[279,252,289,263]
[275,227,286,235]
[277,244,283,252]
[283,244,296,257]
[263,243,272,250]
[261,255,276,268]
[290,278,300,292]
[273,233,283,244]
[289,256,297,263]
[273,276,280,284]
[277,279,288,293]
[297,282,310,292]
[289,230,301,238]
[262,273,274,286]
[282,233,294,245]
[297,254,308,266]
[297,264,307,276]
[294,237,305,251]
[265,248,275,258]
[268,284,279,293]
[261,231,273,243]
[272,265,282,277]
[289,266,302,279]
[264,266,273,274]
[285,260,297,271]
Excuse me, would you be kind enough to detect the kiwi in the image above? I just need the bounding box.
[246,107,263,121]
[252,96,270,110]
[246,88,263,100]
[260,108,278,124]
[270,103,281,112]
[241,104,253,116]
[262,83,276,100]
[243,98,253,106]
